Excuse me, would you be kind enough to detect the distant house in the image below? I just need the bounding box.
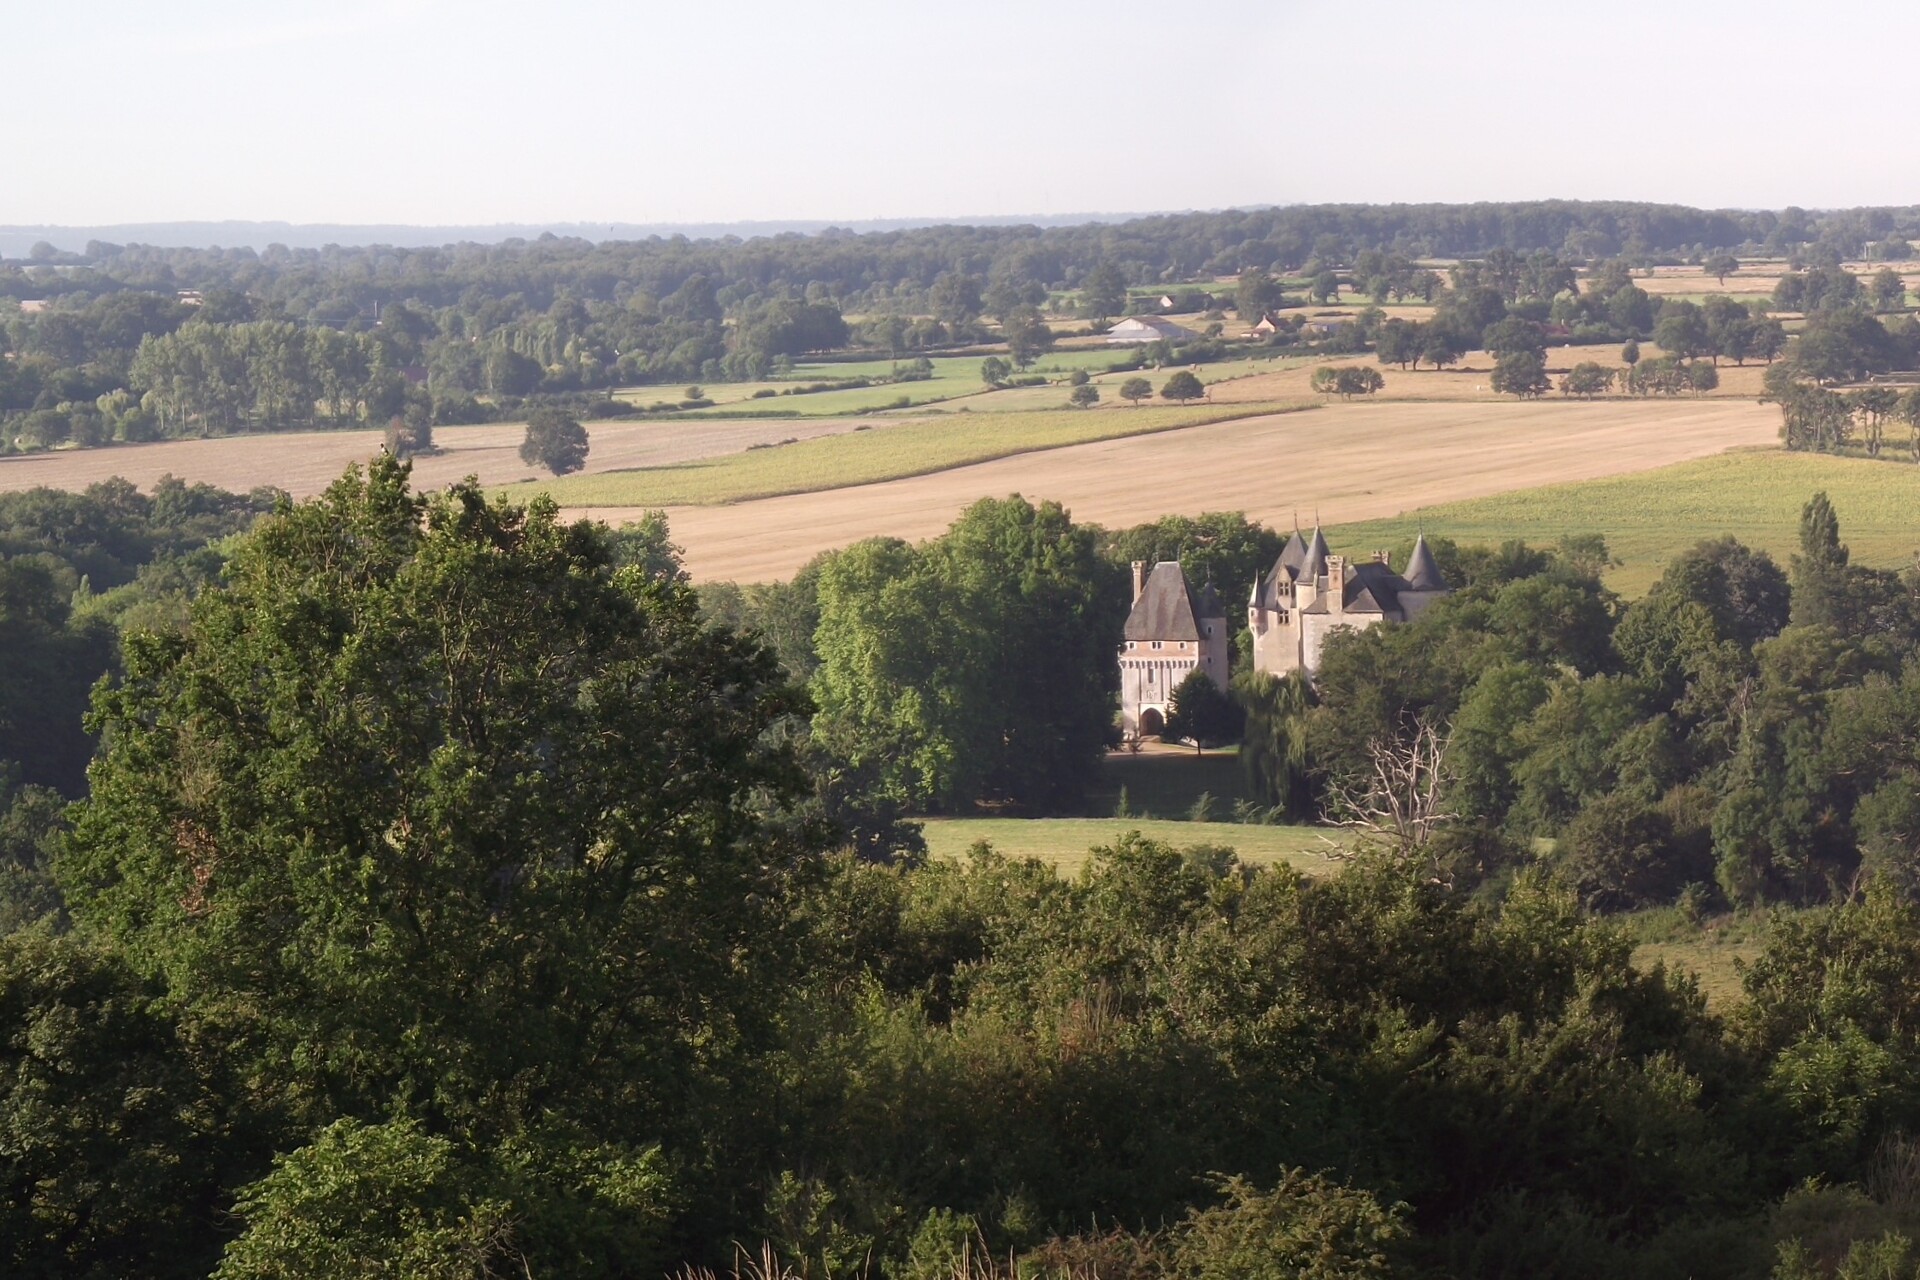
[1118,561,1229,738]
[1251,312,1286,336]
[16,299,47,315]
[1106,316,1201,346]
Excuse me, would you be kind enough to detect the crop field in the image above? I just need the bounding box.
[0,415,904,501]
[660,349,1131,417]
[1330,447,1920,596]
[635,397,1779,583]
[501,402,1297,508]
[920,817,1346,878]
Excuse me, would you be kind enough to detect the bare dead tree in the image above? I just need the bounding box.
[1321,717,1456,874]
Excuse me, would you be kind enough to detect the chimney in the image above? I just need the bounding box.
[1131,560,1147,603]
[1326,554,1346,617]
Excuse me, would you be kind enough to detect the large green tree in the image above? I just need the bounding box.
[811,496,1124,812]
[62,458,818,1157]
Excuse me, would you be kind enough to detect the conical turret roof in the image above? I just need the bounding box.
[1298,526,1329,582]
[1403,534,1447,591]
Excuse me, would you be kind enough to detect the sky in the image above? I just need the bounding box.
[6,0,1918,227]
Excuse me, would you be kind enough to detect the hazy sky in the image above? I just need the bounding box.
[9,0,1918,225]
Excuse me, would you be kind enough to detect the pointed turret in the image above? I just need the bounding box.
[1298,526,1329,583]
[1403,534,1447,592]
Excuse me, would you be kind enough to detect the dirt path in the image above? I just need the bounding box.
[574,399,1780,582]
[0,415,912,499]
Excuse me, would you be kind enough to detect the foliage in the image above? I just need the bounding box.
[63,458,819,1158]
[1164,669,1241,749]
[811,496,1124,813]
[1161,370,1206,403]
[519,406,590,474]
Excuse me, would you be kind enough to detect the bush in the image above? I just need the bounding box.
[1557,790,1709,911]
[1169,1173,1408,1280]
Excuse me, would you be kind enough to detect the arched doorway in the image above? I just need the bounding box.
[1139,707,1165,738]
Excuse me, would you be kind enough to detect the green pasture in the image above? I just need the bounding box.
[1623,907,1772,1011]
[1330,448,1920,598]
[645,350,1134,418]
[920,817,1345,878]
[502,401,1306,507]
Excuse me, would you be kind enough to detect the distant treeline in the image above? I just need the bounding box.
[9,199,1920,451]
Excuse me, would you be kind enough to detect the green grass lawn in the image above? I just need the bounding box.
[920,817,1346,878]
[1622,907,1772,1011]
[502,402,1305,507]
[1330,448,1920,597]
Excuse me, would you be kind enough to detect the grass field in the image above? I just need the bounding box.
[1330,448,1920,596]
[501,402,1301,508]
[650,350,1134,417]
[920,817,1345,877]
[1623,908,1772,1011]
[637,397,1778,583]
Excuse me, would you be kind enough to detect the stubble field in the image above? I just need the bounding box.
[627,398,1780,582]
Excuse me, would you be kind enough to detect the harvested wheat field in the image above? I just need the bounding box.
[0,415,907,501]
[589,398,1780,582]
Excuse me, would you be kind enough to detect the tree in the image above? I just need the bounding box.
[1002,305,1054,369]
[1309,272,1341,304]
[1312,366,1385,399]
[1705,254,1741,285]
[1374,318,1422,369]
[518,407,589,475]
[1481,317,1546,359]
[1119,376,1154,406]
[1164,669,1240,753]
[1161,370,1206,402]
[1081,261,1128,323]
[1871,267,1908,313]
[484,347,543,397]
[1490,350,1551,398]
[63,459,818,1158]
[979,356,1011,389]
[1235,267,1286,321]
[1421,328,1467,371]
[1790,491,1850,629]
[1559,362,1615,397]
[1236,671,1314,817]
[1621,339,1641,367]
[1068,383,1100,408]
[811,497,1123,812]
[929,272,984,326]
[1654,301,1712,362]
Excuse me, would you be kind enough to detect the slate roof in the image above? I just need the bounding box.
[1301,560,1405,615]
[1124,561,1222,642]
[1403,534,1447,591]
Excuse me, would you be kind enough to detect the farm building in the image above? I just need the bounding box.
[1106,316,1201,346]
[1247,528,1449,679]
[1118,560,1228,738]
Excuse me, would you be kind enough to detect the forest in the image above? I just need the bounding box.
[11,458,1920,1277]
[6,198,1920,454]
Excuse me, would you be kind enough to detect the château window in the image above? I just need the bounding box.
[1151,641,1162,650]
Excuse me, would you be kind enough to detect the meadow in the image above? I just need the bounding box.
[500,401,1302,507]
[1330,447,1920,596]
[919,816,1346,878]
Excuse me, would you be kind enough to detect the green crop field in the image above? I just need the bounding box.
[920,817,1347,877]
[613,350,1305,419]
[1330,448,1920,597]
[501,401,1305,507]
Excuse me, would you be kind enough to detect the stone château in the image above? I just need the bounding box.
[1248,527,1449,679]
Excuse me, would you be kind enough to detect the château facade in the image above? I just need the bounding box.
[1118,560,1228,738]
[1248,528,1449,678]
